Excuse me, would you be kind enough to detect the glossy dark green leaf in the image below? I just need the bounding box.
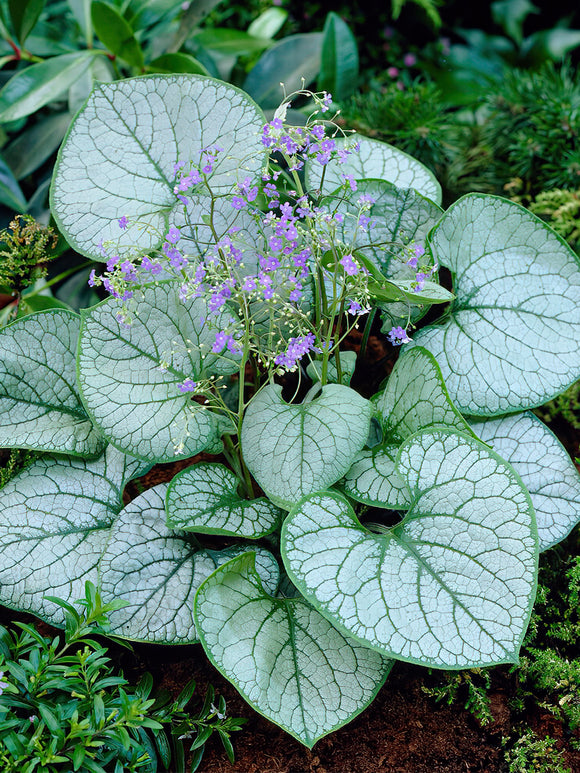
[91,1,144,69]
[192,28,271,56]
[523,28,580,62]
[148,52,209,75]
[68,0,92,43]
[8,0,45,44]
[247,7,287,39]
[491,0,537,45]
[3,112,70,180]
[20,294,71,313]
[243,32,323,109]
[0,52,94,123]
[0,151,26,211]
[317,12,358,101]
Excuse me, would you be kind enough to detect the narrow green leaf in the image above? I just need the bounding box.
[194,553,392,748]
[283,429,538,668]
[0,150,26,211]
[0,52,94,123]
[174,678,197,709]
[0,310,105,456]
[72,743,86,770]
[318,12,358,101]
[8,0,45,45]
[154,729,171,767]
[188,745,203,773]
[38,703,64,737]
[68,0,92,44]
[241,383,372,509]
[147,53,209,75]
[91,1,144,69]
[192,28,271,56]
[247,7,287,39]
[3,112,71,180]
[243,33,323,110]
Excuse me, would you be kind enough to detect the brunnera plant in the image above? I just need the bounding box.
[0,73,579,748]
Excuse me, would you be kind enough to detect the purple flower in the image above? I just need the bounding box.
[340,254,359,276]
[118,215,128,229]
[242,276,257,292]
[310,125,325,141]
[166,226,181,244]
[342,174,357,192]
[414,272,427,292]
[387,66,399,78]
[212,331,228,353]
[88,269,98,287]
[260,255,280,271]
[289,285,303,302]
[403,53,417,67]
[231,196,245,210]
[387,326,412,345]
[274,332,319,370]
[178,378,197,393]
[321,92,333,112]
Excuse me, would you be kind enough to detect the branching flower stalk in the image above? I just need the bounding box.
[88,89,429,458]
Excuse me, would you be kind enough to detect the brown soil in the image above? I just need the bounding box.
[120,641,580,773]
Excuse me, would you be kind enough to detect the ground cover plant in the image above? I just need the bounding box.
[0,581,245,772]
[0,72,579,753]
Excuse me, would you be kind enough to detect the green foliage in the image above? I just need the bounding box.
[535,379,580,430]
[479,63,580,195]
[390,0,442,27]
[0,581,245,772]
[339,79,462,178]
[0,214,57,292]
[511,552,580,738]
[421,669,494,726]
[528,189,580,253]
[502,731,571,773]
[0,448,37,488]
[423,2,580,106]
